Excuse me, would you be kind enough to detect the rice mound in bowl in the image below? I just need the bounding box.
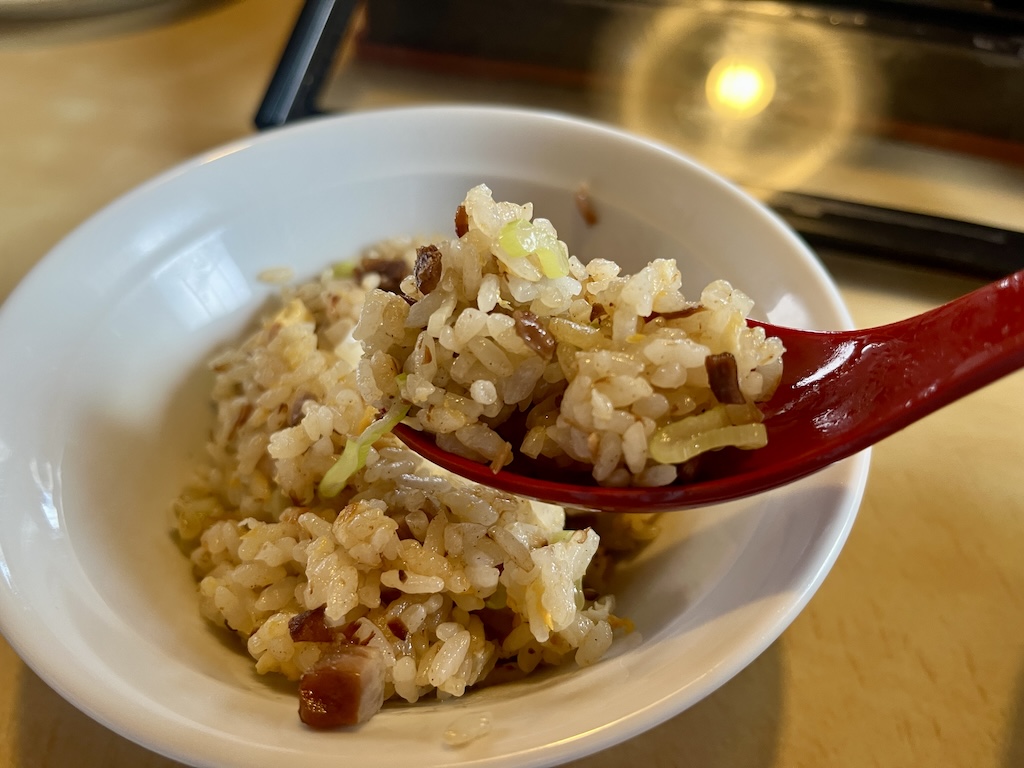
[173,184,783,730]
[174,230,656,731]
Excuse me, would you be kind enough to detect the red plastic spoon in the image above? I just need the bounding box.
[394,270,1024,512]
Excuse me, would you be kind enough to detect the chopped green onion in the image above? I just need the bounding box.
[535,240,570,279]
[497,220,571,279]
[484,582,507,610]
[649,422,767,465]
[497,219,535,259]
[318,403,411,497]
[549,530,575,545]
[649,407,730,463]
[333,261,356,278]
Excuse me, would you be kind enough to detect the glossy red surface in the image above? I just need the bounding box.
[394,269,1024,512]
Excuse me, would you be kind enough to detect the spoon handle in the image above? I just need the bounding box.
[906,269,1024,404]
[764,269,1024,462]
[858,269,1024,431]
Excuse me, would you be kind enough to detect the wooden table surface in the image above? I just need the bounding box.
[1,2,1022,766]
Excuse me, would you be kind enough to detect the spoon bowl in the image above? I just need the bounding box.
[395,269,1024,512]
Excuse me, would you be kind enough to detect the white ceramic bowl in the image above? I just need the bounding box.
[0,106,868,768]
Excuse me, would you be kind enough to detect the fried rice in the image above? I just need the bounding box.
[173,184,782,730]
[173,232,655,730]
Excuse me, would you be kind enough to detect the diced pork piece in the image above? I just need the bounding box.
[298,645,387,728]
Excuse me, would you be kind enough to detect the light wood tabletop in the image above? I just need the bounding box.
[1,2,1022,766]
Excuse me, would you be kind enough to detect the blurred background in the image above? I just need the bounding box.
[4,0,1024,281]
[259,0,1024,277]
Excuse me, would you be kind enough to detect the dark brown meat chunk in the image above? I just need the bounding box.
[476,607,517,644]
[454,204,469,237]
[354,256,409,294]
[574,183,599,226]
[298,645,386,728]
[227,402,253,441]
[513,309,557,361]
[646,305,704,321]
[288,605,334,643]
[414,244,443,294]
[705,352,746,405]
[287,392,316,428]
[386,618,409,641]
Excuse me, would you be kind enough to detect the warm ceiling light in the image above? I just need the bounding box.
[705,57,776,119]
